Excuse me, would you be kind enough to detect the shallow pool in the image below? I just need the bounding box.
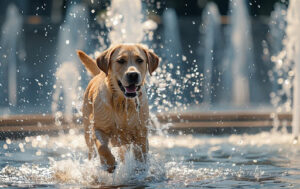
[0,129,300,188]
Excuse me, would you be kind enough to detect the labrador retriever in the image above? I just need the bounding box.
[77,44,159,173]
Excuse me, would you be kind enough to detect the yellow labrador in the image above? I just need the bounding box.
[77,44,159,172]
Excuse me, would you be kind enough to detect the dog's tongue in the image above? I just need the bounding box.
[125,84,136,93]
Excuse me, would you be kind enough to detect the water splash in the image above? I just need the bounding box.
[1,132,300,187]
[147,10,202,112]
[52,62,82,123]
[105,0,157,45]
[12,131,165,186]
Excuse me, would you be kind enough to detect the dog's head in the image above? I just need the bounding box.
[97,44,159,98]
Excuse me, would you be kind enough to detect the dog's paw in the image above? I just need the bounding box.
[134,166,147,174]
[107,164,116,173]
[88,152,92,160]
[88,151,96,160]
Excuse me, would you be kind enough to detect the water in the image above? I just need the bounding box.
[201,2,221,105]
[52,3,89,121]
[269,3,287,56]
[52,62,82,123]
[287,1,300,137]
[106,0,157,45]
[56,3,89,64]
[270,0,300,137]
[162,9,183,66]
[268,3,287,109]
[0,131,300,188]
[0,4,22,107]
[222,0,254,106]
[147,8,206,112]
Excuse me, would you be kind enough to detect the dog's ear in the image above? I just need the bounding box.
[96,49,110,76]
[141,46,159,76]
[96,46,117,76]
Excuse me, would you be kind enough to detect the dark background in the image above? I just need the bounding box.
[0,0,288,18]
[0,0,289,114]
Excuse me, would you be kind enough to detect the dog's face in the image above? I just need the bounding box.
[97,44,159,98]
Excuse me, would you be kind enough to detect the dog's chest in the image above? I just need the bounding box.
[110,106,148,145]
[113,102,143,128]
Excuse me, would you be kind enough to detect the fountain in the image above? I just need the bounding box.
[285,0,300,137]
[51,62,82,123]
[270,0,300,136]
[222,0,254,106]
[162,9,183,65]
[269,3,287,56]
[0,4,22,107]
[56,3,89,64]
[149,8,185,111]
[200,2,221,105]
[268,3,287,128]
[105,0,157,45]
[2,1,300,188]
[52,3,89,121]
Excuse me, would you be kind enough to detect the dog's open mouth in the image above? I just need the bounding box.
[118,80,141,98]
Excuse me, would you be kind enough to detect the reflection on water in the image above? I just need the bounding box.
[0,130,300,188]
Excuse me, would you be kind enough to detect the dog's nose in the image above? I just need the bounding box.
[126,72,139,84]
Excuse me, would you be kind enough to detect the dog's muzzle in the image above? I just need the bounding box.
[118,80,141,98]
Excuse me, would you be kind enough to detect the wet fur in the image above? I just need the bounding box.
[77,44,159,173]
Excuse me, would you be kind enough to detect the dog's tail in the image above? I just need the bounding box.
[77,50,101,77]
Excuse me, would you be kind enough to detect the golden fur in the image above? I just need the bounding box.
[77,44,159,173]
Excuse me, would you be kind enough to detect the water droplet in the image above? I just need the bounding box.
[6,138,11,144]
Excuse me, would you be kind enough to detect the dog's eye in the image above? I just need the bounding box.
[117,59,126,64]
[136,58,144,63]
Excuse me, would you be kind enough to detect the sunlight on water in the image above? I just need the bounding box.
[1,131,300,187]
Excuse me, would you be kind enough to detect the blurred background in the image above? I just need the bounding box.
[0,0,289,115]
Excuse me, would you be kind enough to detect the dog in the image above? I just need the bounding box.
[77,44,159,173]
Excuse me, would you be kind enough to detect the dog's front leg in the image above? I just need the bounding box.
[95,130,116,173]
[84,124,95,160]
[118,145,129,162]
[83,111,95,160]
[133,136,149,163]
